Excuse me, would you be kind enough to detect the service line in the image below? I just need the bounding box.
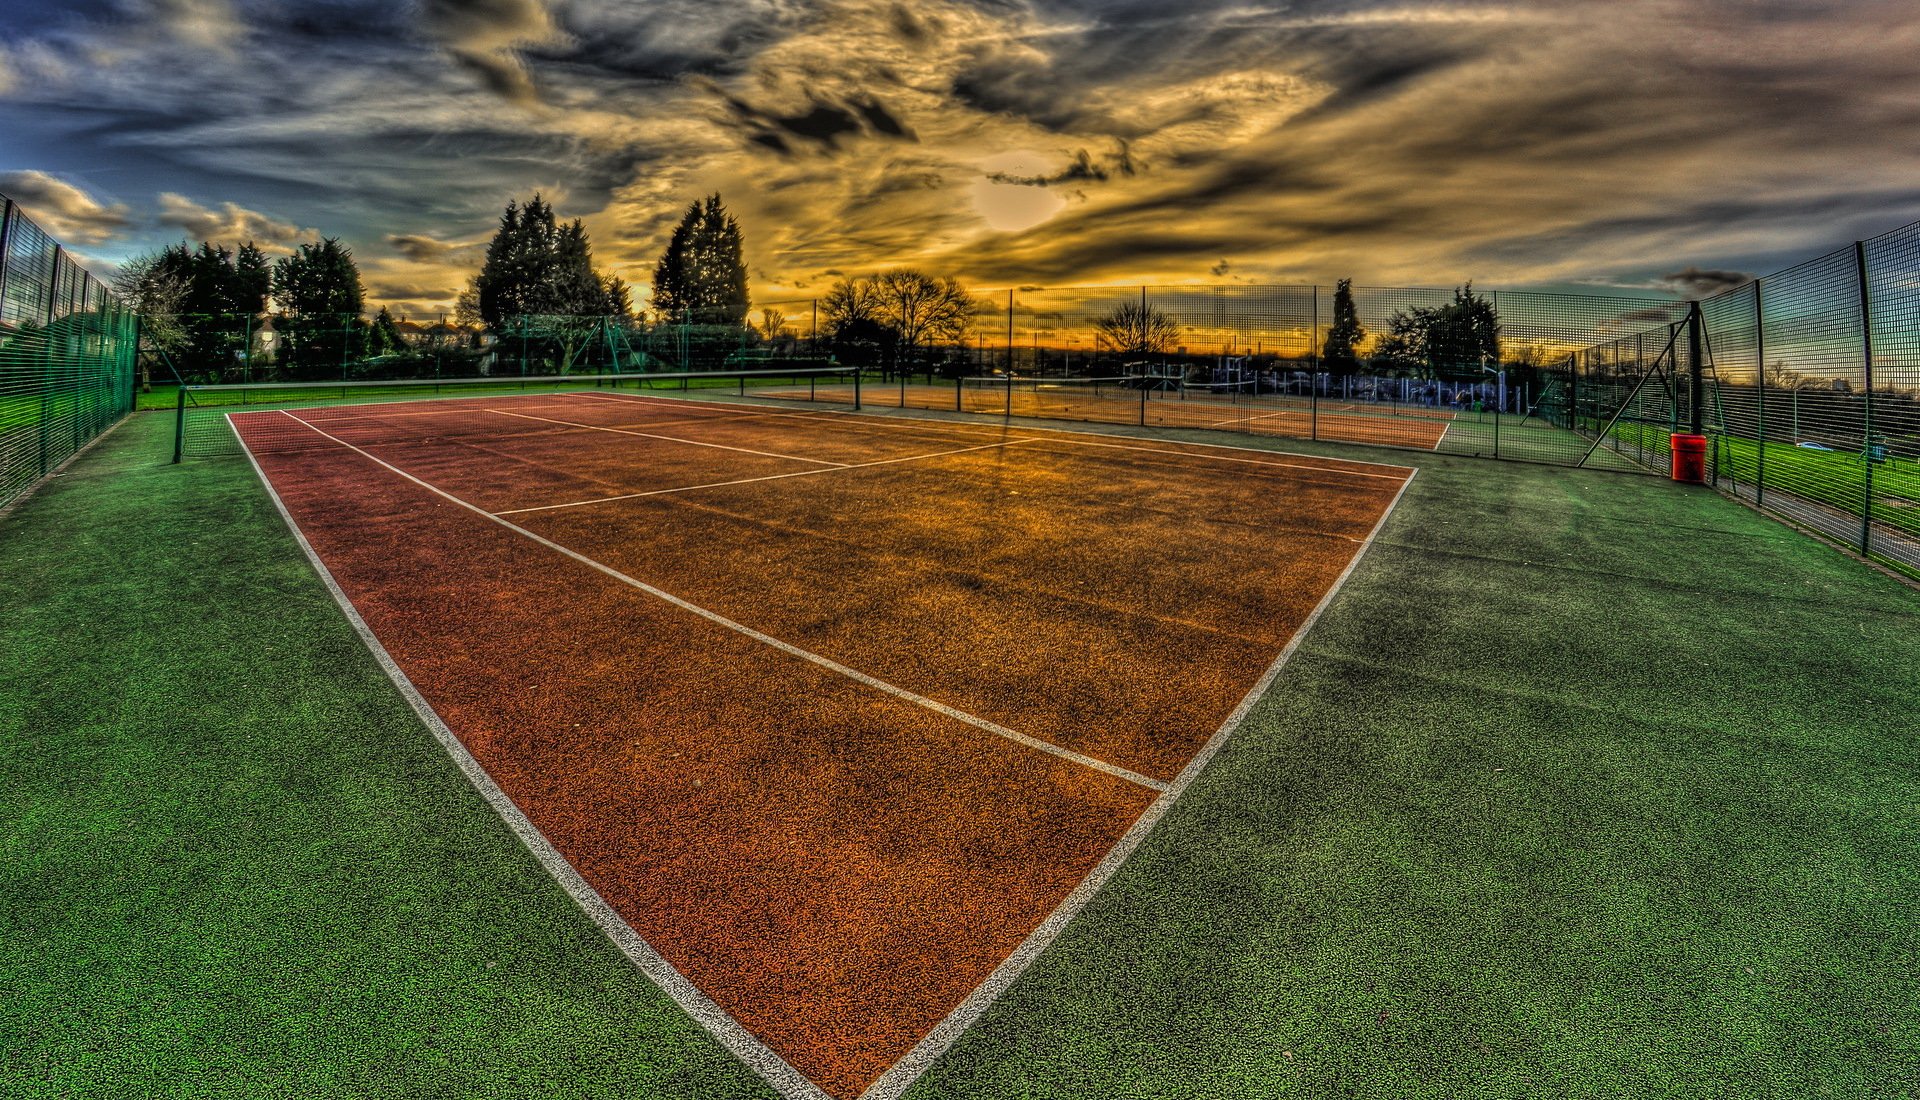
[495,438,1045,517]
[484,407,853,467]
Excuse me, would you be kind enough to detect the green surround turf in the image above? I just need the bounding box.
[0,411,775,1100]
[4,407,1916,1099]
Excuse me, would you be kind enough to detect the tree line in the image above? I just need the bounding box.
[110,187,1513,386]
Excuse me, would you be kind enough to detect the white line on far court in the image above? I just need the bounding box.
[483,407,852,467]
[276,411,1166,794]
[494,438,1043,516]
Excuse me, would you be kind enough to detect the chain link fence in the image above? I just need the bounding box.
[0,193,138,511]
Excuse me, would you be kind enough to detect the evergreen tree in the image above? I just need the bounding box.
[152,241,246,379]
[1422,283,1500,374]
[651,194,749,326]
[1322,278,1365,374]
[370,306,406,355]
[1371,284,1500,378]
[235,243,272,315]
[603,275,634,321]
[272,238,365,380]
[474,194,620,326]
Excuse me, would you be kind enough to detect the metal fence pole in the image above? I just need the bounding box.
[173,385,187,463]
[0,199,13,317]
[1687,303,1704,435]
[1753,280,1767,507]
[1855,241,1875,556]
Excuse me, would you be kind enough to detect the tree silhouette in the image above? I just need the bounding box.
[272,237,365,380]
[1094,301,1181,357]
[1322,278,1364,374]
[651,194,750,325]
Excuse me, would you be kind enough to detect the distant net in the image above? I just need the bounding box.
[174,368,856,459]
[1177,378,1259,402]
[957,374,1142,399]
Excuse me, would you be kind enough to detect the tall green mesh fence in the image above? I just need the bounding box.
[0,194,137,511]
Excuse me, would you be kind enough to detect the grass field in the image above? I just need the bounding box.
[4,402,1918,1099]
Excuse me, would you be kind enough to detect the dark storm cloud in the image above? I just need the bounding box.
[418,0,559,105]
[5,0,1920,304]
[1662,267,1755,297]
[988,149,1102,187]
[708,83,918,152]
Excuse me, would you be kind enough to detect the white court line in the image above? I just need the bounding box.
[244,396,1415,1100]
[483,407,852,467]
[736,404,1417,480]
[856,467,1418,1100]
[275,411,1164,793]
[574,389,1419,482]
[495,438,1043,516]
[232,428,834,1100]
[1206,407,1306,428]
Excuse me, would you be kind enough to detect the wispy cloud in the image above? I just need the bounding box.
[0,0,1916,310]
[155,192,312,250]
[0,171,133,245]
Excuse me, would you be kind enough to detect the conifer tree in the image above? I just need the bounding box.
[651,194,749,325]
[1322,278,1365,375]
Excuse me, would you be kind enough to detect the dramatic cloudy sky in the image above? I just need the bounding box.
[3,0,1919,315]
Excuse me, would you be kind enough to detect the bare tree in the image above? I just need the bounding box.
[821,275,885,332]
[873,271,977,353]
[109,250,189,391]
[758,307,788,340]
[1763,359,1807,390]
[1094,301,1181,357]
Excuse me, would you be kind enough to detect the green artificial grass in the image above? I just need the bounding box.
[4,403,1917,1099]
[906,425,1920,1099]
[0,412,774,1100]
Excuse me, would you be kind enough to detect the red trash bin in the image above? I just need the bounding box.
[1670,433,1708,483]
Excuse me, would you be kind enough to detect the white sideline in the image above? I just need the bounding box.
[494,438,1043,516]
[243,395,1416,1100]
[855,468,1417,1100]
[233,432,834,1100]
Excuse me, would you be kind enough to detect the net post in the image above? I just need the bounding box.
[172,385,186,463]
[853,367,862,410]
[956,373,962,412]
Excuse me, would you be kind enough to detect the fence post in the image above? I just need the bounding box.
[0,199,13,316]
[1753,281,1766,507]
[1568,354,1579,434]
[1855,240,1875,556]
[1687,302,1704,434]
[1310,284,1320,374]
[173,384,187,463]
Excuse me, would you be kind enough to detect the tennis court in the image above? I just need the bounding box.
[230,389,1413,1100]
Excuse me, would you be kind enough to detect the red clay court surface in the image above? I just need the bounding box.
[232,392,1414,1100]
[748,381,1455,451]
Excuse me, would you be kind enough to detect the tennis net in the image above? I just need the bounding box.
[173,367,858,459]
